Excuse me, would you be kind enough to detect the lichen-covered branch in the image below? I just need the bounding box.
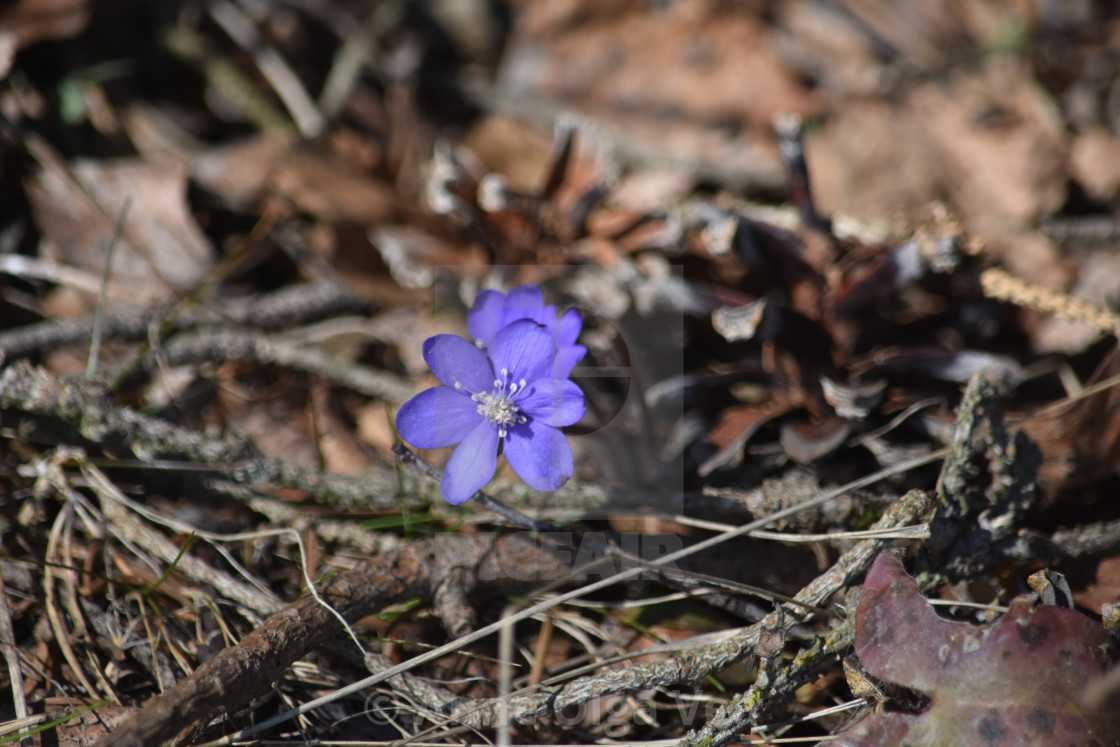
[99,532,573,747]
[120,326,414,401]
[0,361,418,508]
[929,373,1040,578]
[678,613,855,747]
[0,280,370,358]
[438,489,935,732]
[0,361,623,512]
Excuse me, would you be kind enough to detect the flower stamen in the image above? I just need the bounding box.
[475,367,525,436]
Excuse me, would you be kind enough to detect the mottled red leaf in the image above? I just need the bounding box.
[839,552,1120,746]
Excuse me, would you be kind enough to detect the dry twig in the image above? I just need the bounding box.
[99,532,573,746]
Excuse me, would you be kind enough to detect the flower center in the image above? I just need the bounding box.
[463,367,528,438]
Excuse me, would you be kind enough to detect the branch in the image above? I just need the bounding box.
[0,361,621,512]
[99,532,572,746]
[440,489,934,731]
[0,361,416,509]
[118,326,414,401]
[0,280,370,359]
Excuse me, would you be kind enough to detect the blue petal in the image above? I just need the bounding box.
[504,421,573,492]
[534,304,558,334]
[396,387,481,449]
[556,308,583,347]
[422,334,493,392]
[489,319,555,386]
[553,344,587,379]
[505,285,544,317]
[517,379,585,427]
[467,290,505,347]
[441,420,499,504]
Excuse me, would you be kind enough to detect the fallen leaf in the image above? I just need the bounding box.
[191,135,292,210]
[1073,556,1120,614]
[28,149,216,308]
[838,551,1120,746]
[0,0,90,80]
[498,0,822,187]
[270,148,402,224]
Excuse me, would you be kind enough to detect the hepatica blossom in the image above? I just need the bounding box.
[397,318,585,504]
[468,285,587,379]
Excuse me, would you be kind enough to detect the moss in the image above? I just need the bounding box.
[848,503,885,531]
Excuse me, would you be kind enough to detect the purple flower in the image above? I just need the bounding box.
[396,319,585,504]
[468,285,587,379]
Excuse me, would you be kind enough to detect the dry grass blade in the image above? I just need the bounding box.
[92,471,280,619]
[5,6,1120,743]
[0,716,47,740]
[99,532,576,746]
[207,0,324,137]
[0,564,32,747]
[210,468,937,743]
[43,501,104,705]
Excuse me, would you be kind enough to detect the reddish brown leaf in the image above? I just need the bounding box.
[842,552,1120,746]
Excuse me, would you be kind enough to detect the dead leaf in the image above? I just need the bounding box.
[839,551,1120,746]
[813,59,1067,236]
[1070,127,1120,200]
[463,114,553,192]
[1073,556,1120,614]
[191,135,293,210]
[1020,346,1120,503]
[27,147,216,308]
[498,0,822,186]
[0,0,90,80]
[310,381,369,476]
[270,149,402,224]
[355,400,397,456]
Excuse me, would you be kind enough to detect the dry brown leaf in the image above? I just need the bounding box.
[28,153,216,308]
[191,135,293,210]
[1070,127,1120,200]
[498,0,822,185]
[52,703,132,744]
[270,149,403,225]
[355,400,397,457]
[910,62,1067,231]
[505,0,820,129]
[813,59,1067,233]
[462,114,553,192]
[1020,347,1120,504]
[311,381,370,476]
[1073,556,1120,614]
[213,366,320,469]
[0,0,90,79]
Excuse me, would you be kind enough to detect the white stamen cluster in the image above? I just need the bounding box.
[460,367,528,438]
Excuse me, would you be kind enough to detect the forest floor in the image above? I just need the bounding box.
[2,1,1120,745]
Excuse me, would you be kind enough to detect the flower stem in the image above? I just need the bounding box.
[392,442,554,532]
[392,442,824,617]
